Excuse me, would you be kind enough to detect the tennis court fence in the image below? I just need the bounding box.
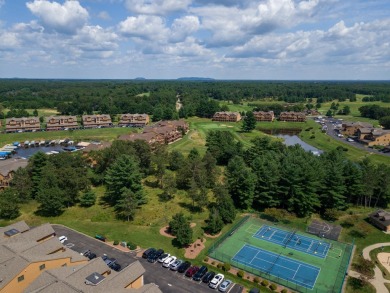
[208,242,354,293]
[208,215,250,254]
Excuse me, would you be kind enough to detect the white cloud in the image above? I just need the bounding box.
[97,11,110,20]
[118,15,168,40]
[0,31,20,50]
[124,0,191,15]
[26,0,89,34]
[170,16,200,42]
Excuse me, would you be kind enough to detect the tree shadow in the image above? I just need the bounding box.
[144,179,159,188]
[171,238,187,249]
[158,192,174,202]
[178,202,203,213]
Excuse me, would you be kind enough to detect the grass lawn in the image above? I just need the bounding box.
[0,127,138,145]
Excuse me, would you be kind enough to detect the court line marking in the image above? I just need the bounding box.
[232,244,320,289]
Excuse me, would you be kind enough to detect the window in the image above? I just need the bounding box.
[39,264,46,271]
[18,275,24,282]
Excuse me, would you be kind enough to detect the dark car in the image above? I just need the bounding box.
[177,261,191,273]
[95,234,106,242]
[193,265,208,281]
[110,262,121,272]
[148,249,164,263]
[202,271,215,283]
[88,253,97,260]
[142,248,156,259]
[185,266,199,278]
[248,288,260,293]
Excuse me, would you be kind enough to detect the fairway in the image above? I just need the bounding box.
[208,217,353,293]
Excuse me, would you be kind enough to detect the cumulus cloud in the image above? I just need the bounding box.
[0,31,20,50]
[26,0,89,34]
[124,0,191,15]
[170,16,200,42]
[97,11,110,20]
[118,15,168,40]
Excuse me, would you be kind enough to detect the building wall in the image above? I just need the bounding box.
[125,275,144,289]
[2,258,87,293]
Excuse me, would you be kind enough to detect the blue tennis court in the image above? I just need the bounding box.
[232,244,320,289]
[253,225,330,258]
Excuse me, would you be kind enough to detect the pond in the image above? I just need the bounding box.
[257,128,323,155]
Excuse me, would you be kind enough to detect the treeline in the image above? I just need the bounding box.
[359,105,390,120]
[1,80,390,117]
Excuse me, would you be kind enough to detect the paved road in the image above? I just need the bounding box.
[53,225,239,293]
[318,117,390,157]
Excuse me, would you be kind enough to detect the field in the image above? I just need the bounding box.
[209,217,353,293]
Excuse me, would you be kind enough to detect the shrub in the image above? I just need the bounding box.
[223,263,231,271]
[237,270,245,278]
[204,257,209,262]
[211,261,215,265]
[261,280,269,286]
[281,289,288,293]
[127,241,137,250]
[269,283,277,291]
[217,263,222,269]
[253,277,260,283]
[113,240,119,245]
[310,135,315,139]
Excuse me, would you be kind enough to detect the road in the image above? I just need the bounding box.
[53,225,240,293]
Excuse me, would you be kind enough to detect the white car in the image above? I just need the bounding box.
[158,253,170,263]
[170,259,183,271]
[162,256,177,268]
[58,236,68,243]
[209,273,224,289]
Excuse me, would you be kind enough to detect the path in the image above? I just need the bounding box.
[349,242,390,293]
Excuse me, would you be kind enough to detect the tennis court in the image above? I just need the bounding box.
[253,225,330,258]
[232,244,320,289]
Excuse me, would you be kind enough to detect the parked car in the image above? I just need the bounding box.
[103,257,116,267]
[248,288,260,293]
[82,249,91,257]
[109,262,121,272]
[170,259,183,271]
[219,279,232,292]
[142,248,156,259]
[193,265,208,281]
[157,253,170,263]
[209,273,224,289]
[95,234,106,242]
[87,252,97,260]
[58,236,67,243]
[185,266,199,278]
[177,261,191,273]
[163,256,177,268]
[148,249,164,263]
[202,271,215,283]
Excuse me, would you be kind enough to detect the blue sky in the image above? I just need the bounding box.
[0,0,389,79]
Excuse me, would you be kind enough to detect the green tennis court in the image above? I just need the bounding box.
[208,217,353,293]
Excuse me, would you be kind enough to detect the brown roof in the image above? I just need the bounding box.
[343,121,373,128]
[82,141,112,153]
[0,158,28,177]
[6,117,40,124]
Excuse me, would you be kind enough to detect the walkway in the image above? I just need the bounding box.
[349,242,390,293]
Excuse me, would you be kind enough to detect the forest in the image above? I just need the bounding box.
[1,79,390,120]
[1,133,389,237]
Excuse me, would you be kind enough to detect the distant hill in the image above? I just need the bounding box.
[134,77,146,80]
[177,77,215,81]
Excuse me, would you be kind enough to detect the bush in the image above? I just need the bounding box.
[253,277,260,283]
[237,270,244,278]
[281,289,288,293]
[223,263,231,271]
[211,261,215,265]
[261,280,269,286]
[269,283,277,291]
[204,257,209,262]
[217,263,222,269]
[127,241,137,250]
[113,240,119,245]
[310,135,315,139]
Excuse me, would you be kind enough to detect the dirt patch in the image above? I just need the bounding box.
[204,231,222,238]
[377,253,390,274]
[190,222,196,228]
[184,238,206,259]
[159,226,175,238]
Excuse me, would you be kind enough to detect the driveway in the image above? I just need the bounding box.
[53,225,231,293]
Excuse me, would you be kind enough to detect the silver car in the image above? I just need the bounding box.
[219,279,232,292]
[170,259,183,271]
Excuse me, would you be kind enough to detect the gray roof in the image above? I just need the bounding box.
[0,158,28,177]
[369,210,390,227]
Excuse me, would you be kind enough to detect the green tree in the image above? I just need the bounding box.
[226,156,256,209]
[202,151,218,188]
[176,221,193,247]
[79,190,97,207]
[161,172,177,201]
[104,155,145,207]
[115,188,138,221]
[28,152,48,198]
[33,109,38,116]
[326,109,333,117]
[213,183,236,223]
[152,145,168,187]
[0,188,20,219]
[10,167,33,202]
[169,212,186,235]
[187,179,208,211]
[343,160,364,205]
[242,111,256,132]
[168,150,185,171]
[206,208,224,234]
[379,116,390,129]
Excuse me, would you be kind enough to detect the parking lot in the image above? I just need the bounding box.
[53,225,241,293]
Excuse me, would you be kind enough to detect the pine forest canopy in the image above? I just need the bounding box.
[0,80,389,117]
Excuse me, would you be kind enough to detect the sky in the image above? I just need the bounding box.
[0,0,389,80]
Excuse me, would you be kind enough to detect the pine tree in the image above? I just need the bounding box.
[115,188,138,221]
[242,111,256,132]
[0,188,20,219]
[79,190,97,207]
[29,152,47,198]
[206,208,224,234]
[213,183,236,223]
